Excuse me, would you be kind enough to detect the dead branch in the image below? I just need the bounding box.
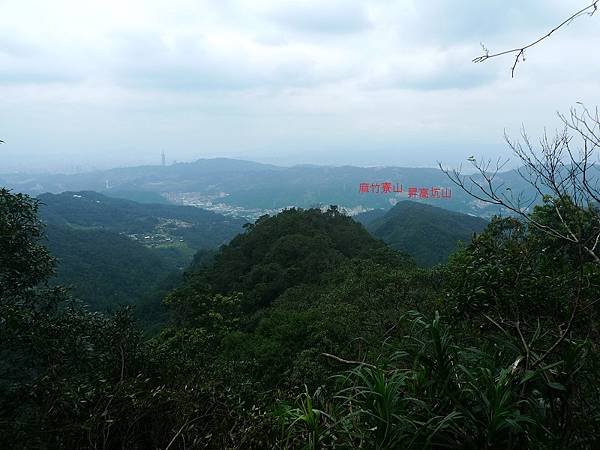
[439,105,600,264]
[320,352,377,369]
[474,1,599,77]
[531,266,582,368]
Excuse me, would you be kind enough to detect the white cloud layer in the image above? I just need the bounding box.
[0,0,599,171]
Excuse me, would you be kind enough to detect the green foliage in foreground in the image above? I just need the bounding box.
[282,311,599,449]
[1,188,600,449]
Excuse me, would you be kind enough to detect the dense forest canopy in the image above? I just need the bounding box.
[2,185,600,448]
[37,194,488,316]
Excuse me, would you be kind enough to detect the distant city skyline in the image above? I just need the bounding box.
[1,153,505,175]
[1,0,599,173]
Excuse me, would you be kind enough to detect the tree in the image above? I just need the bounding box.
[0,188,55,296]
[440,105,600,264]
[1,190,160,448]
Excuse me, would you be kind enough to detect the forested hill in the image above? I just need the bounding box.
[43,224,175,312]
[360,201,488,266]
[168,206,410,316]
[37,191,246,312]
[38,191,246,249]
[352,207,388,225]
[165,206,420,388]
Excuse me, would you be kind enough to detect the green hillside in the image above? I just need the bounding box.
[364,200,488,266]
[38,191,246,250]
[352,207,388,225]
[37,191,245,313]
[168,206,406,314]
[164,206,419,388]
[43,224,174,312]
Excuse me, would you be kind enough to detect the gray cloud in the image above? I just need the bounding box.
[391,0,568,46]
[267,1,371,35]
[0,71,78,85]
[110,32,354,91]
[0,35,40,57]
[0,35,82,86]
[375,68,494,91]
[364,45,498,91]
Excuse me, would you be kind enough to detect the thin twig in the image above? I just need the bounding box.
[165,415,205,450]
[532,273,582,368]
[516,320,531,369]
[474,1,599,77]
[320,352,377,369]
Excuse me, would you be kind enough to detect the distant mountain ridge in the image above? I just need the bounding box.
[353,208,388,226]
[359,201,488,266]
[1,158,536,218]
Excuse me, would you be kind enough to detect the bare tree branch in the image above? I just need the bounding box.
[320,352,376,369]
[532,264,582,368]
[439,105,600,264]
[474,1,599,77]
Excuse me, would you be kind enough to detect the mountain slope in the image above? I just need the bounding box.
[165,207,416,386]
[169,207,412,316]
[44,224,172,312]
[39,191,246,251]
[364,201,488,266]
[353,208,389,225]
[38,191,246,313]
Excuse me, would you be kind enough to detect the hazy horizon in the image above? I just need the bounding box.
[0,154,505,176]
[1,0,599,172]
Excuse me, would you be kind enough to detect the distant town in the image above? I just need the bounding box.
[162,191,372,220]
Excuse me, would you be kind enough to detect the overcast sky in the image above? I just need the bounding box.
[1,0,599,172]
